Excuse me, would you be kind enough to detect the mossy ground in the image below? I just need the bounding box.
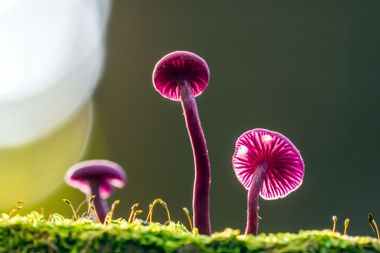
[1,212,380,253]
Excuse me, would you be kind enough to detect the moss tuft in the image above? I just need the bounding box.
[1,212,379,252]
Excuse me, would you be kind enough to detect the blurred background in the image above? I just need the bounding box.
[1,0,380,236]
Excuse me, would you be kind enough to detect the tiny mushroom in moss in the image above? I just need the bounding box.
[152,51,212,235]
[64,160,126,223]
[232,128,304,235]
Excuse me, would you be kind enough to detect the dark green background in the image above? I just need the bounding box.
[53,1,380,236]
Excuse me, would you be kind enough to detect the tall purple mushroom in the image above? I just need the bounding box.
[232,128,304,235]
[152,51,211,235]
[64,160,126,223]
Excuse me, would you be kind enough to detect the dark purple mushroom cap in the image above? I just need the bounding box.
[232,128,304,200]
[64,160,126,199]
[152,51,210,101]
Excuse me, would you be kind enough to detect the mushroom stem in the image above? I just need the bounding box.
[179,79,211,235]
[246,163,268,235]
[90,181,109,223]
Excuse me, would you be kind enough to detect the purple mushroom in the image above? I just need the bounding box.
[152,51,211,235]
[232,128,304,235]
[64,160,126,223]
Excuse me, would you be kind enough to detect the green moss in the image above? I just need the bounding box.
[1,212,379,253]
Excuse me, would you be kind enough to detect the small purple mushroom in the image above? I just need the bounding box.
[152,51,211,235]
[232,128,304,235]
[64,160,126,222]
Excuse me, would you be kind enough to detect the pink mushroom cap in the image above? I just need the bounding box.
[232,128,304,200]
[64,160,126,199]
[152,51,210,101]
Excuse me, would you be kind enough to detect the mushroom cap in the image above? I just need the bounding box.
[64,160,126,199]
[152,51,210,101]
[232,128,304,200]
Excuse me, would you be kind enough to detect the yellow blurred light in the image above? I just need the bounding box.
[0,102,93,210]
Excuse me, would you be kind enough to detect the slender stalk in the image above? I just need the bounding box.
[369,214,380,239]
[179,80,211,235]
[343,218,350,235]
[245,163,268,235]
[90,181,109,223]
[332,216,337,232]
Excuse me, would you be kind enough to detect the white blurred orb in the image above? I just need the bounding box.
[0,0,112,147]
